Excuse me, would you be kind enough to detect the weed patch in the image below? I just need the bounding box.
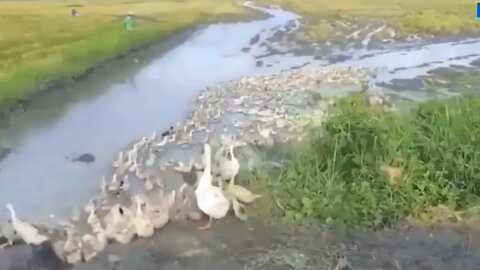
[256,94,480,228]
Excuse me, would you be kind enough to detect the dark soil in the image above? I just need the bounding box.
[3,218,476,270]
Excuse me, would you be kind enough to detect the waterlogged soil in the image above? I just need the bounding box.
[3,219,480,270]
[78,222,480,270]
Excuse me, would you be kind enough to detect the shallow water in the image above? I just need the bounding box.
[0,4,305,221]
[1,2,480,222]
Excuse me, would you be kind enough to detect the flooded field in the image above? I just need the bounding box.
[1,2,480,270]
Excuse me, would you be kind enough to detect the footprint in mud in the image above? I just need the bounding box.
[393,67,408,72]
[290,62,311,70]
[241,47,251,53]
[249,34,260,45]
[327,54,352,64]
[414,63,430,68]
[69,153,96,165]
[0,146,11,161]
[471,59,480,66]
[0,242,66,270]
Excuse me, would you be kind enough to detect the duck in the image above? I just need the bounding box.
[70,208,81,222]
[230,197,248,221]
[81,225,107,262]
[144,177,155,191]
[131,195,154,238]
[257,125,276,139]
[173,159,195,173]
[115,154,128,175]
[168,190,190,222]
[5,203,49,245]
[119,175,130,191]
[225,172,261,204]
[179,183,202,221]
[0,219,17,248]
[104,204,135,244]
[144,191,172,229]
[194,143,230,230]
[166,133,177,143]
[107,174,121,192]
[125,144,140,169]
[86,206,103,234]
[145,149,156,167]
[155,136,168,147]
[219,143,240,185]
[147,131,157,144]
[161,126,175,137]
[135,165,148,180]
[63,226,83,264]
[100,176,108,193]
[177,130,194,147]
[112,151,125,168]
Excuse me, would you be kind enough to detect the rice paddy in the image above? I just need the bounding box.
[0,0,246,105]
[264,0,479,41]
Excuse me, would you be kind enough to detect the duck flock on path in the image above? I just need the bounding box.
[0,67,391,265]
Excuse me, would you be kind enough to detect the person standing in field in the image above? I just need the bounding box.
[123,12,134,30]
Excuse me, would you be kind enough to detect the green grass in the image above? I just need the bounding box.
[305,20,331,41]
[0,0,246,106]
[253,94,480,228]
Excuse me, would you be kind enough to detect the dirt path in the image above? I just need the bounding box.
[71,219,480,270]
[2,218,480,269]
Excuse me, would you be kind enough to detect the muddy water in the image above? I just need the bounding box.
[0,4,306,221]
[1,2,480,224]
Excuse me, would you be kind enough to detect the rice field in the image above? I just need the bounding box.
[0,0,247,105]
[265,0,479,40]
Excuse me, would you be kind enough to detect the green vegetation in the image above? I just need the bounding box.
[0,0,246,106]
[263,0,478,42]
[305,20,331,41]
[254,94,480,228]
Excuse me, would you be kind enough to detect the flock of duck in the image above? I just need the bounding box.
[0,66,385,265]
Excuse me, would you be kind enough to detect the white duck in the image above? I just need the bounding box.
[131,195,154,238]
[81,231,107,261]
[0,220,17,248]
[112,151,124,168]
[104,204,135,244]
[219,144,240,185]
[107,174,121,192]
[194,143,230,230]
[144,191,173,229]
[86,206,104,234]
[257,125,276,139]
[5,204,49,245]
[63,227,83,264]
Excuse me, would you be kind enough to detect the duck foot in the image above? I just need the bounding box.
[198,217,212,230]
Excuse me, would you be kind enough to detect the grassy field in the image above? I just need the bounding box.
[251,94,480,228]
[0,0,246,106]
[265,0,479,41]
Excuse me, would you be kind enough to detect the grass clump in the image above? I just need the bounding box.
[258,94,480,228]
[0,0,246,106]
[306,20,332,41]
